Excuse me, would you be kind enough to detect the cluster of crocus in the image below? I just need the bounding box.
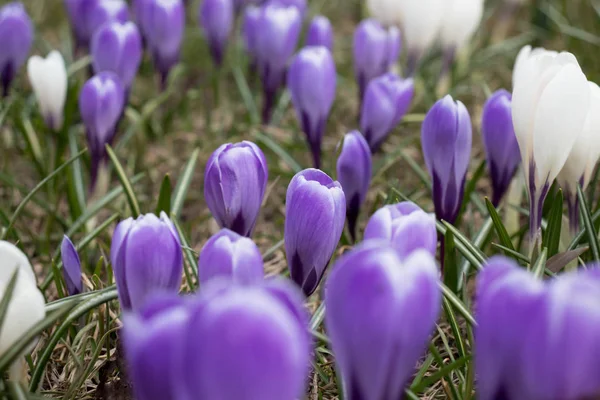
[476,256,600,400]
[64,0,129,51]
[0,2,33,97]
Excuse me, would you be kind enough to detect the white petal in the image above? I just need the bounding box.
[582,82,600,186]
[0,241,36,285]
[512,45,531,89]
[438,0,484,50]
[397,0,445,52]
[26,51,67,131]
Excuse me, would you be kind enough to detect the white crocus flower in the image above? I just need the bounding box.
[511,49,590,241]
[0,241,45,381]
[366,0,400,27]
[438,0,484,53]
[27,51,68,132]
[512,46,557,89]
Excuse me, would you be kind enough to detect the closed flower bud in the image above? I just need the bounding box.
[198,228,264,285]
[111,212,183,311]
[390,210,437,259]
[253,3,301,123]
[241,5,260,62]
[27,51,68,132]
[360,72,414,152]
[79,71,125,187]
[265,0,306,15]
[60,235,83,296]
[181,279,311,400]
[204,141,268,237]
[364,201,422,241]
[91,21,143,89]
[87,0,128,40]
[0,2,33,97]
[199,0,234,66]
[325,242,441,400]
[285,168,345,296]
[306,16,333,51]
[512,49,589,240]
[421,95,472,224]
[287,46,337,168]
[353,19,399,103]
[437,0,483,68]
[64,0,96,49]
[481,89,520,207]
[336,131,372,242]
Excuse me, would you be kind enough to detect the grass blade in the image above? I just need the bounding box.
[105,145,141,217]
[577,185,600,261]
[542,189,563,257]
[172,148,200,219]
[156,174,172,215]
[254,131,302,173]
[440,283,476,326]
[532,247,548,278]
[485,197,516,252]
[0,270,19,339]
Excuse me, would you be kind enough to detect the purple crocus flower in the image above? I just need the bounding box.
[287,46,336,168]
[64,0,98,50]
[253,3,301,123]
[241,5,260,64]
[306,15,333,51]
[325,241,441,400]
[353,19,400,105]
[141,0,185,88]
[87,0,129,40]
[285,168,345,296]
[389,210,437,259]
[180,278,311,400]
[336,130,372,242]
[198,228,264,285]
[199,0,234,66]
[476,256,600,400]
[360,72,414,152]
[204,141,268,237]
[265,0,306,15]
[110,212,183,311]
[78,71,125,187]
[0,2,33,97]
[91,21,143,89]
[421,95,472,224]
[481,89,520,207]
[60,235,83,296]
[363,201,422,241]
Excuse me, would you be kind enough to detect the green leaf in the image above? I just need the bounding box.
[232,65,260,124]
[491,243,531,265]
[532,247,548,279]
[254,131,302,173]
[542,189,563,257]
[172,148,200,219]
[66,129,86,221]
[410,356,471,393]
[156,174,172,215]
[577,185,600,261]
[170,218,198,289]
[546,247,588,273]
[105,144,141,217]
[440,283,476,326]
[485,198,516,252]
[457,160,486,223]
[443,229,459,293]
[0,270,19,338]
[438,221,486,270]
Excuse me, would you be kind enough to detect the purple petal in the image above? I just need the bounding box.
[363,201,422,241]
[199,0,234,66]
[60,235,83,295]
[390,210,437,259]
[0,2,33,94]
[305,15,333,51]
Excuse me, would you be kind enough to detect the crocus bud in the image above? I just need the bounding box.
[390,210,438,259]
[241,5,260,63]
[141,0,185,88]
[91,21,143,89]
[181,279,311,400]
[285,168,345,296]
[325,242,441,400]
[336,131,372,242]
[79,71,125,187]
[87,0,129,40]
[353,19,399,103]
[557,82,600,232]
[253,3,301,123]
[306,16,333,51]
[204,141,268,237]
[64,0,98,49]
[511,49,589,241]
[123,294,190,400]
[111,212,183,311]
[265,0,306,15]
[0,241,45,381]
[60,235,83,296]
[364,201,422,241]
[198,228,264,285]
[287,46,336,168]
[421,95,472,224]
[0,2,33,97]
[27,51,68,132]
[360,72,414,152]
[199,0,234,66]
[481,89,520,207]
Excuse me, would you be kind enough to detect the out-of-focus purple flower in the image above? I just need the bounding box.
[79,71,125,187]
[353,19,400,104]
[253,3,301,123]
[198,228,264,285]
[87,0,129,40]
[141,0,185,88]
[123,294,190,400]
[481,89,520,207]
[285,168,345,296]
[241,5,260,63]
[336,131,372,242]
[325,241,441,400]
[360,73,414,152]
[287,46,336,168]
[60,235,83,296]
[91,21,143,89]
[110,212,183,311]
[306,16,333,51]
[64,0,97,49]
[180,278,311,400]
[204,141,268,237]
[476,256,600,400]
[364,201,422,241]
[265,0,306,15]
[199,0,234,66]
[0,2,33,97]
[390,210,437,259]
[421,95,472,224]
